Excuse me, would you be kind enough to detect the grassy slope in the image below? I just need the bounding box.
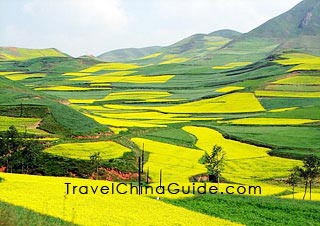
[0,57,108,135]
[164,194,320,226]
[0,201,75,226]
[0,47,67,61]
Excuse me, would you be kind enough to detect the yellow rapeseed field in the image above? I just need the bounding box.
[215,86,245,92]
[183,126,301,185]
[0,71,20,75]
[103,91,171,101]
[269,107,298,112]
[71,73,173,84]
[162,54,178,60]
[131,138,206,182]
[0,116,39,128]
[79,105,111,112]
[274,53,320,72]
[68,99,97,104]
[35,86,99,91]
[106,93,265,113]
[96,111,221,123]
[84,113,167,128]
[0,116,47,135]
[4,73,46,81]
[272,76,320,85]
[159,58,189,65]
[96,111,188,120]
[212,62,252,70]
[79,63,141,73]
[62,72,92,76]
[0,173,240,226]
[44,141,130,160]
[139,52,162,60]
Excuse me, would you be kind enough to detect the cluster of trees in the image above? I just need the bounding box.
[0,126,43,174]
[0,126,137,179]
[287,155,320,200]
[0,126,96,177]
[202,144,320,201]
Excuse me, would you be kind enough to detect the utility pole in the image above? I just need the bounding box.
[146,167,149,184]
[138,156,141,195]
[141,144,145,173]
[159,169,162,187]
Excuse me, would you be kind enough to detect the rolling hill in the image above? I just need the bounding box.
[97,29,241,63]
[98,46,162,62]
[235,0,320,54]
[0,47,68,61]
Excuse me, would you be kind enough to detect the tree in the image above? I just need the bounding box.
[5,125,22,156]
[203,145,225,187]
[0,126,43,174]
[296,155,320,200]
[90,152,102,173]
[286,166,301,199]
[301,155,320,200]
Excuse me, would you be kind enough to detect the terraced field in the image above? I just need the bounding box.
[44,141,130,160]
[0,116,47,135]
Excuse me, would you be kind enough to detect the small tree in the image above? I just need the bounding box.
[203,145,225,187]
[90,152,101,174]
[297,155,320,200]
[303,155,320,200]
[286,166,301,199]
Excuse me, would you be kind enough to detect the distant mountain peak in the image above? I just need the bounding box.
[208,29,242,39]
[246,0,320,39]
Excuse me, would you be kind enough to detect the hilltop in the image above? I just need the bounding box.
[97,29,241,62]
[0,47,68,61]
[242,0,320,54]
[98,46,162,62]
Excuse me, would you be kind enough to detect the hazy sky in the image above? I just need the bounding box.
[0,0,302,57]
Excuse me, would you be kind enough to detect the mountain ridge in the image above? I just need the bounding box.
[97,29,241,62]
[0,47,68,61]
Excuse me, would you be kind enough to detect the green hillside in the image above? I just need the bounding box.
[247,0,320,38]
[97,29,240,64]
[98,46,162,62]
[0,47,68,61]
[242,0,320,54]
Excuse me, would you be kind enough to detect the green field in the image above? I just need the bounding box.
[164,195,320,226]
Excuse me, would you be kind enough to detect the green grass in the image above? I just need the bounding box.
[0,56,99,74]
[0,77,108,135]
[142,127,197,148]
[265,84,320,92]
[264,105,320,120]
[163,194,320,226]
[270,149,320,160]
[39,90,110,100]
[259,97,320,110]
[0,201,75,226]
[0,115,46,135]
[214,125,320,150]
